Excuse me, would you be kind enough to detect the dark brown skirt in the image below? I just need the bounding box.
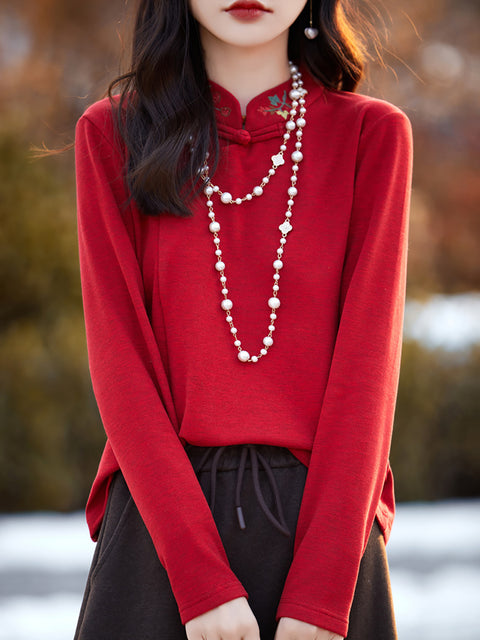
[74,444,397,640]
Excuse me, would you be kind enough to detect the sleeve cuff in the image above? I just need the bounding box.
[179,583,249,626]
[276,600,348,638]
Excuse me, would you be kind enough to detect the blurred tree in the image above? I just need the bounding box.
[392,343,480,501]
[362,0,480,294]
[0,125,105,510]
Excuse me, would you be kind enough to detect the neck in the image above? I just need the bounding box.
[199,30,291,115]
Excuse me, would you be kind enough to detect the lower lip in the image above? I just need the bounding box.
[226,8,268,20]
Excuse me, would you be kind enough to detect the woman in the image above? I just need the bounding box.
[74,1,412,639]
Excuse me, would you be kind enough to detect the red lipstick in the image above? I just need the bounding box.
[225,1,272,21]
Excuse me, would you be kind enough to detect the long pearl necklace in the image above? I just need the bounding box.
[201,63,307,364]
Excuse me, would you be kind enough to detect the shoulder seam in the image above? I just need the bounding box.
[79,111,117,152]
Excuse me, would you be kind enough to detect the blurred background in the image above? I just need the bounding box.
[0,0,479,638]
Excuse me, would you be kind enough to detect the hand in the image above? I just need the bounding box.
[185,596,260,640]
[274,617,343,640]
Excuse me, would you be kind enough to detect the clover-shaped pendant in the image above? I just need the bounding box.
[279,220,293,235]
[271,153,285,168]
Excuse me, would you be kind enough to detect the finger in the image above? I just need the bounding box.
[243,626,261,640]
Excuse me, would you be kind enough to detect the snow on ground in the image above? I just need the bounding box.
[392,566,480,639]
[404,292,480,350]
[0,512,93,572]
[388,500,480,562]
[387,501,480,639]
[0,594,82,640]
[1,501,479,640]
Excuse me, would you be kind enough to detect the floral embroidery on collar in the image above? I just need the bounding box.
[257,90,292,120]
[211,87,292,121]
[212,91,232,118]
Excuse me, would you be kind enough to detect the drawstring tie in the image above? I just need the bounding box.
[194,444,291,537]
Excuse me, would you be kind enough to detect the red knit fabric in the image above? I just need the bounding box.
[75,69,412,637]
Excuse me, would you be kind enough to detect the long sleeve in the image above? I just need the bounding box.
[276,109,413,637]
[75,107,247,624]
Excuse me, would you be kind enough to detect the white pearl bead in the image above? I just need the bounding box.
[295,141,302,149]
[246,193,253,200]
[235,198,242,205]
[209,221,220,233]
[292,165,299,172]
[231,327,238,334]
[238,350,250,362]
[290,109,297,116]
[263,177,269,184]
[253,186,263,196]
[226,315,233,322]
[280,238,287,244]
[215,261,225,271]
[284,133,290,140]
[290,65,298,73]
[296,117,306,128]
[288,186,298,197]
[213,185,220,192]
[287,199,294,206]
[273,284,279,292]
[289,89,301,100]
[221,299,233,310]
[268,297,281,309]
[260,348,268,356]
[280,145,287,151]
[221,287,228,294]
[251,356,258,363]
[300,107,306,114]
[286,121,296,131]
[220,192,232,204]
[208,212,215,219]
[277,248,284,255]
[268,169,275,176]
[286,211,292,218]
[270,313,277,320]
[214,238,221,244]
[206,200,213,207]
[268,325,276,331]
[234,340,241,347]
[273,259,283,270]
[205,186,214,196]
[215,250,222,256]
[291,151,303,163]
[273,274,280,280]
[263,336,274,347]
[220,276,226,283]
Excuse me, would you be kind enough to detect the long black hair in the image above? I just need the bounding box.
[111,0,370,217]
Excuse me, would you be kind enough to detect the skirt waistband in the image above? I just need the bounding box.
[184,443,302,538]
[184,442,302,472]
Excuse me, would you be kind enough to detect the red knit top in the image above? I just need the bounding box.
[75,69,412,637]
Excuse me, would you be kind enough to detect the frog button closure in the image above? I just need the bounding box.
[234,129,251,145]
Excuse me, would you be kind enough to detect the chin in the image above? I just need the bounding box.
[209,22,285,49]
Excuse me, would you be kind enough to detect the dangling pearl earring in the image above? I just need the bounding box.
[304,0,319,39]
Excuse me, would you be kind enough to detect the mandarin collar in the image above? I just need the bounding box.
[209,67,323,145]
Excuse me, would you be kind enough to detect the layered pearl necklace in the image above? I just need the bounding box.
[201,63,307,364]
